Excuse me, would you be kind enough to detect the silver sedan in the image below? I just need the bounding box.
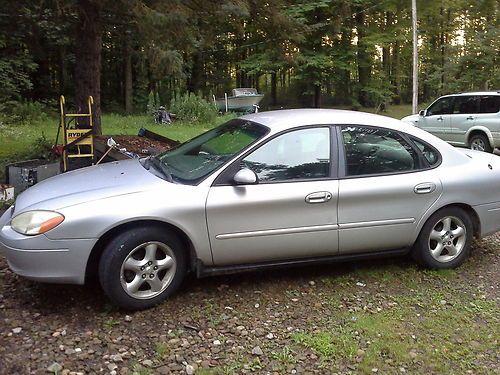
[1,109,500,310]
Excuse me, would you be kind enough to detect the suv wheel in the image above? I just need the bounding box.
[469,133,493,153]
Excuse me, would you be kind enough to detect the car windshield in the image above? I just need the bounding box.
[152,119,268,185]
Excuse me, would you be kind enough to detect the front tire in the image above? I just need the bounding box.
[412,207,473,269]
[469,134,493,153]
[98,226,187,310]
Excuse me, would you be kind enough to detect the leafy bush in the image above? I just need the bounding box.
[169,93,218,123]
[0,100,51,125]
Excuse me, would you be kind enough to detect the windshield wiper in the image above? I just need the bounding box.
[145,156,173,182]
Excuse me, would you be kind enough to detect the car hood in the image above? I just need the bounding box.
[400,114,420,124]
[13,159,165,213]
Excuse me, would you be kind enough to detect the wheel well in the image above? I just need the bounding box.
[85,220,196,283]
[437,203,481,238]
[468,130,488,145]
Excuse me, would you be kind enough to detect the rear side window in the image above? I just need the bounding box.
[452,96,479,114]
[341,126,419,176]
[479,96,500,114]
[410,137,441,167]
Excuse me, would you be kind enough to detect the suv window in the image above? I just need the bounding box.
[242,127,330,182]
[427,97,454,116]
[452,96,479,114]
[479,96,500,114]
[342,126,419,176]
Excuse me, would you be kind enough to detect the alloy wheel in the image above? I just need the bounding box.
[120,241,177,299]
[470,138,486,151]
[428,216,467,263]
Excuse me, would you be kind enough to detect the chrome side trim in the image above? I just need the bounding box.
[487,207,500,212]
[339,218,415,229]
[215,218,415,240]
[216,224,339,240]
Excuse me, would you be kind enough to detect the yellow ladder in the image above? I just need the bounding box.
[59,95,95,172]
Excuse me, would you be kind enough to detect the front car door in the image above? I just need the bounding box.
[419,96,454,140]
[338,125,443,253]
[206,126,339,265]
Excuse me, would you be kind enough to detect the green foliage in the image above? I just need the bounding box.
[169,93,218,124]
[147,91,161,114]
[0,101,51,125]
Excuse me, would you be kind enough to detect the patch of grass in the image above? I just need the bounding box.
[154,342,170,359]
[102,318,120,329]
[292,329,358,361]
[271,346,297,365]
[294,282,499,374]
[131,364,152,375]
[190,301,224,326]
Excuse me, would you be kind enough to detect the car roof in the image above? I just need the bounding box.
[440,91,500,97]
[240,108,411,133]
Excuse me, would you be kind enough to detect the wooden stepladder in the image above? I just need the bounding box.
[59,95,95,172]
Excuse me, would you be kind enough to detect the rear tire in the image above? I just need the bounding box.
[98,226,187,310]
[469,134,493,153]
[412,207,472,269]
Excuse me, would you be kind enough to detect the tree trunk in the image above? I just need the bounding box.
[74,0,102,134]
[271,71,278,106]
[392,40,401,104]
[313,84,321,108]
[124,36,133,114]
[355,11,371,107]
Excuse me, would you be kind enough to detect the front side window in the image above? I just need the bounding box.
[452,96,479,114]
[342,126,419,176]
[155,119,268,184]
[427,97,454,116]
[242,127,331,182]
[479,96,500,114]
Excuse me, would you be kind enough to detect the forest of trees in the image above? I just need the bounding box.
[1,0,498,133]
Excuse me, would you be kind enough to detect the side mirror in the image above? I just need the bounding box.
[233,168,257,185]
[419,110,426,117]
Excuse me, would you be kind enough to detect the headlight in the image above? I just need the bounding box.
[11,211,65,235]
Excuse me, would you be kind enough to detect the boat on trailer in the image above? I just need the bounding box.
[214,88,264,113]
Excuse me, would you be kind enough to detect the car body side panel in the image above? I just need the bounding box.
[412,154,500,239]
[43,185,214,265]
[206,180,339,265]
[417,115,451,141]
[465,125,499,149]
[338,170,443,253]
[448,113,474,146]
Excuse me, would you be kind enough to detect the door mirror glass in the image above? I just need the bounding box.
[419,110,426,116]
[233,168,258,185]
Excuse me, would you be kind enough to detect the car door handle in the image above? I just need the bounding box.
[305,191,332,204]
[437,116,444,121]
[466,116,474,120]
[414,182,436,194]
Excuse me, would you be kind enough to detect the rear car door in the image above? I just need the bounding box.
[337,126,443,254]
[206,126,339,266]
[448,95,479,145]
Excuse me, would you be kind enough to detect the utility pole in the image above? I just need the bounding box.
[412,0,418,114]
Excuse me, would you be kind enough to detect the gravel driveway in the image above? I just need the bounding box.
[0,235,498,375]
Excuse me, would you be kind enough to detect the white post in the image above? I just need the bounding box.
[412,0,419,114]
[224,93,228,113]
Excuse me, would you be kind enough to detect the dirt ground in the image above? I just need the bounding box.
[0,235,498,375]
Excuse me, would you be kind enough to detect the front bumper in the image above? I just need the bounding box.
[0,208,97,284]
